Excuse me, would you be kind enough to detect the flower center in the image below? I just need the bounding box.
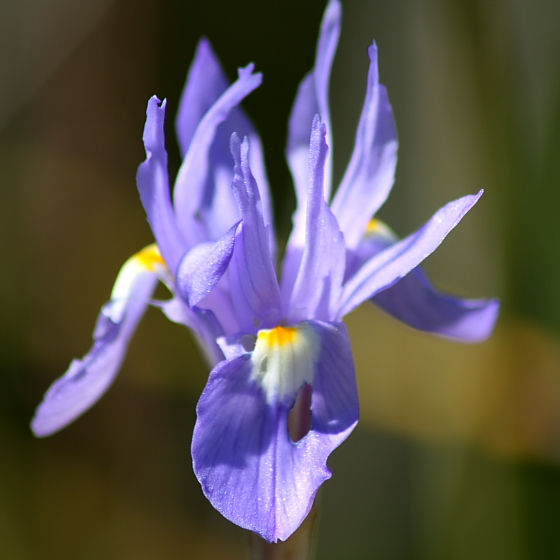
[250,323,319,404]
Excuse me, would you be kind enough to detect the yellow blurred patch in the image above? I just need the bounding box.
[347,305,560,462]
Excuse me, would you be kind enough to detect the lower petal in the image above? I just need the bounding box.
[31,246,161,437]
[191,320,358,542]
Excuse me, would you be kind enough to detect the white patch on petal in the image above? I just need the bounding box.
[109,244,167,322]
[250,323,320,403]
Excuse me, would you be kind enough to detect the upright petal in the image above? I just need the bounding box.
[337,191,483,318]
[228,134,282,332]
[173,64,262,246]
[192,320,358,543]
[175,38,229,157]
[31,246,163,437]
[286,0,341,205]
[137,98,187,276]
[330,42,398,249]
[289,116,346,322]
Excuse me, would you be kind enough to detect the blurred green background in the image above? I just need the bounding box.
[1,0,560,558]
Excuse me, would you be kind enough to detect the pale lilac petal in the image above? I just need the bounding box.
[289,117,345,322]
[192,320,358,543]
[31,270,157,437]
[176,220,240,306]
[229,134,282,332]
[173,65,262,246]
[372,268,500,342]
[175,38,229,157]
[286,0,341,204]
[286,73,315,213]
[137,97,187,276]
[330,42,398,249]
[175,41,274,248]
[337,191,484,318]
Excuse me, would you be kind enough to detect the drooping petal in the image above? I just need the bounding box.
[192,320,358,543]
[337,191,484,318]
[288,116,345,322]
[137,98,187,276]
[176,220,240,307]
[175,38,229,157]
[347,219,499,341]
[228,134,282,332]
[31,246,164,437]
[286,0,341,206]
[372,268,500,342]
[330,42,398,249]
[173,64,262,246]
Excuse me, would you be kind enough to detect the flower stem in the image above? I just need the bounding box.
[248,503,318,560]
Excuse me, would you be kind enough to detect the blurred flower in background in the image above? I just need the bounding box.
[1,0,560,559]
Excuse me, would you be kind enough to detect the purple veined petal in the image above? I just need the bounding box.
[330,42,398,249]
[173,64,262,246]
[137,97,187,276]
[348,219,499,342]
[283,1,341,298]
[31,246,164,437]
[313,0,341,197]
[344,218,397,281]
[175,38,229,157]
[175,41,274,250]
[286,73,315,217]
[191,320,358,543]
[176,219,240,307]
[175,219,241,336]
[289,116,346,322]
[199,106,276,259]
[286,0,341,206]
[337,191,484,318]
[228,134,282,332]
[372,267,500,342]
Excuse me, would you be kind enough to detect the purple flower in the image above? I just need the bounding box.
[32,0,499,543]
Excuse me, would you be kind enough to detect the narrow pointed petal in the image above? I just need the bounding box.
[173,64,262,245]
[176,220,240,306]
[348,220,499,341]
[330,42,398,249]
[229,134,282,331]
[175,42,274,248]
[175,38,229,157]
[372,268,500,342]
[338,191,483,318]
[286,0,341,204]
[289,117,345,322]
[137,98,187,276]
[31,246,163,436]
[192,320,358,543]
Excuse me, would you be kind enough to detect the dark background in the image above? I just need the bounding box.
[1,0,560,558]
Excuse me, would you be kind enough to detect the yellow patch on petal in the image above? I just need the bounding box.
[135,244,165,272]
[365,218,395,240]
[251,323,320,403]
[111,244,166,304]
[257,325,298,347]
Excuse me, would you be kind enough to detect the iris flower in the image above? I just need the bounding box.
[32,0,499,543]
